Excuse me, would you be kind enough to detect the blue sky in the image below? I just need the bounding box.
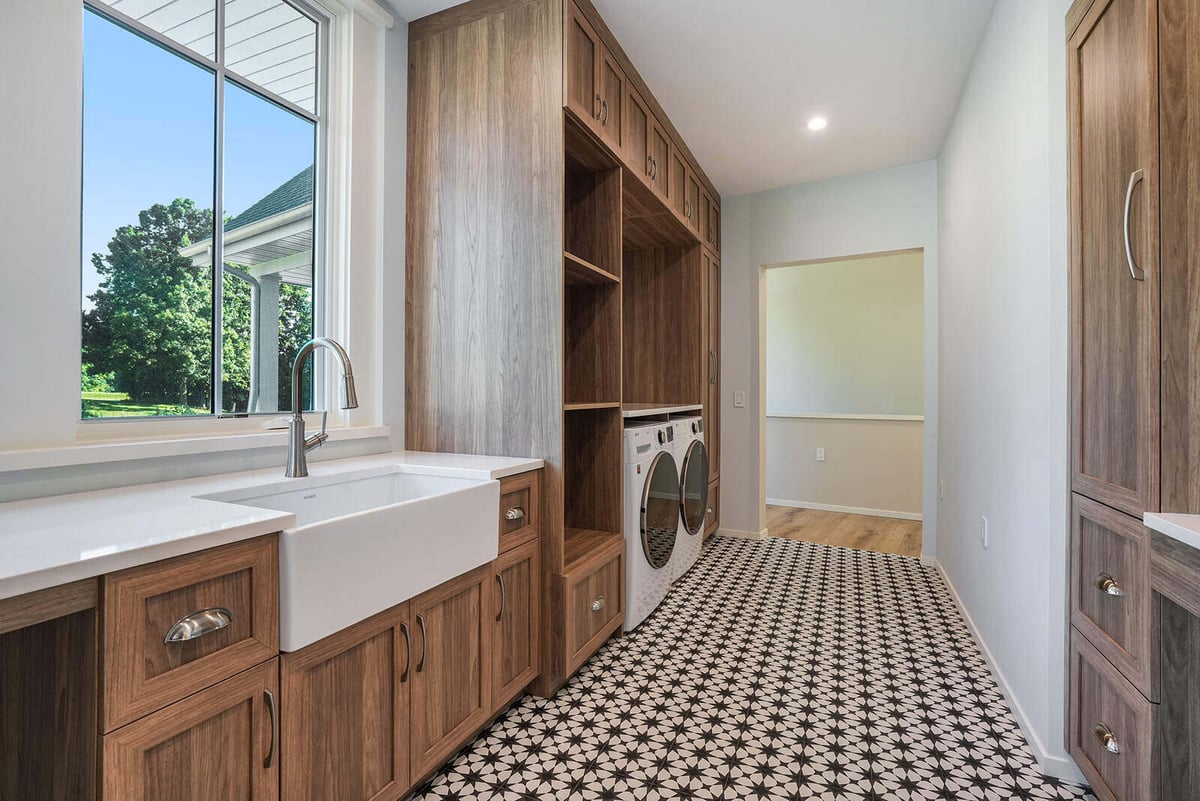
[82,7,314,305]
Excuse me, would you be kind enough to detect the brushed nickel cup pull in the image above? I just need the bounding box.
[591,595,605,612]
[1093,573,1124,597]
[164,607,233,643]
[264,689,278,768]
[505,506,526,522]
[1093,722,1121,754]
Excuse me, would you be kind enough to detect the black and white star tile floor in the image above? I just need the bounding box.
[412,536,1096,801]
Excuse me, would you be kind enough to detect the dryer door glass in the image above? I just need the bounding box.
[679,440,709,535]
[641,451,679,569]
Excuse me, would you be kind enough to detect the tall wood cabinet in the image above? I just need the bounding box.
[407,0,721,695]
[1065,0,1200,798]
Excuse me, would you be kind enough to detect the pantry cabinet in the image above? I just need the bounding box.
[564,1,623,151]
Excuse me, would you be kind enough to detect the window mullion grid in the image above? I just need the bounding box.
[211,0,225,416]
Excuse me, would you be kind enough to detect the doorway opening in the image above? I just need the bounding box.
[761,249,925,557]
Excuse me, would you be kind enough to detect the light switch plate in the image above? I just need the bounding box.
[733,390,745,408]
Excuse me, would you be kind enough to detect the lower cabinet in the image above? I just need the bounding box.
[102,659,280,801]
[280,607,412,801]
[409,564,492,780]
[492,540,539,708]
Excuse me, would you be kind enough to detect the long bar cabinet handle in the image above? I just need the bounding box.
[264,689,277,768]
[416,614,427,673]
[399,622,412,683]
[1123,169,1145,281]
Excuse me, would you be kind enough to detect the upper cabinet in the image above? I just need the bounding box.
[1067,0,1159,518]
[624,86,651,185]
[564,1,623,151]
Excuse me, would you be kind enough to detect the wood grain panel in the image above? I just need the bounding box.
[1151,530,1200,619]
[0,610,96,801]
[1159,0,1200,514]
[493,541,539,707]
[564,162,621,276]
[1068,0,1159,517]
[1157,595,1200,801]
[623,247,703,405]
[0,578,96,636]
[596,46,624,151]
[1068,630,1153,801]
[562,0,598,130]
[280,606,410,801]
[409,566,492,780]
[623,84,649,183]
[102,659,278,801]
[101,535,278,732]
[702,250,721,481]
[406,0,565,590]
[1069,494,1153,697]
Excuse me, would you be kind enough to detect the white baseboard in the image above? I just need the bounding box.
[715,527,769,541]
[766,498,922,522]
[928,558,1086,785]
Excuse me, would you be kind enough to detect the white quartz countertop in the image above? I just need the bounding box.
[1144,512,1200,553]
[0,450,542,601]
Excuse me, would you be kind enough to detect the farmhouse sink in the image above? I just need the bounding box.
[203,468,499,651]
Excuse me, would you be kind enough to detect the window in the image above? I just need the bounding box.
[80,0,324,419]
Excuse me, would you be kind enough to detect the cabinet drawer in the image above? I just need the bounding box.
[1070,494,1153,695]
[1069,630,1153,801]
[565,548,622,672]
[102,535,279,731]
[498,471,540,553]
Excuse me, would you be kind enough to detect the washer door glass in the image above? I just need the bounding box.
[679,440,709,535]
[641,451,679,569]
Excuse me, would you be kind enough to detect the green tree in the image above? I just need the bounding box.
[82,199,213,408]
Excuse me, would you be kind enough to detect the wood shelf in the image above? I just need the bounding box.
[564,401,621,411]
[564,251,620,285]
[564,528,623,572]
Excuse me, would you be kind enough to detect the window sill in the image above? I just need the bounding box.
[0,425,392,474]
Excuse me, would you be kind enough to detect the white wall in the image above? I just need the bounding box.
[766,417,923,517]
[936,0,1072,778]
[721,161,939,548]
[766,252,924,416]
[0,2,409,502]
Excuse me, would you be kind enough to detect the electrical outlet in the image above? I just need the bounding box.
[816,447,825,462]
[733,390,746,408]
[980,516,989,549]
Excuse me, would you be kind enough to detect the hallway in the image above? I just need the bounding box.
[767,506,922,557]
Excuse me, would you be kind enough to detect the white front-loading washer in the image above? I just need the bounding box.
[623,421,682,631]
[670,415,709,583]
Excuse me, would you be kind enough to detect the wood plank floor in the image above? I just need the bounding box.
[766,505,922,557]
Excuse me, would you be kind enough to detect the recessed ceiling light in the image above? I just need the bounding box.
[807,116,828,132]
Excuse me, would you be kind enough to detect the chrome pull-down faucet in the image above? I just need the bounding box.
[286,337,359,478]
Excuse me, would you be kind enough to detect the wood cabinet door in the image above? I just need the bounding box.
[1068,0,1159,517]
[624,85,650,183]
[668,144,687,219]
[708,200,720,252]
[685,171,701,232]
[409,565,491,779]
[649,118,670,200]
[597,46,624,151]
[703,252,721,482]
[280,607,412,801]
[699,190,713,246]
[492,541,539,708]
[102,659,278,801]
[563,1,600,132]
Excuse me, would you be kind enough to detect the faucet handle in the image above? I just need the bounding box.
[303,410,329,451]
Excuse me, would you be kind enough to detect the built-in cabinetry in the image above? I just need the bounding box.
[407,0,721,695]
[1065,0,1200,797]
[0,469,544,801]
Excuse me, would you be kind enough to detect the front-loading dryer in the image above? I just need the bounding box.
[671,415,709,583]
[623,421,682,631]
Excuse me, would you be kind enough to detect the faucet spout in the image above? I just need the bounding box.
[285,337,359,478]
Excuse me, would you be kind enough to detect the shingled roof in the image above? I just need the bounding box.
[225,165,314,232]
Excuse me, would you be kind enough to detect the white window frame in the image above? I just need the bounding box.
[67,0,393,451]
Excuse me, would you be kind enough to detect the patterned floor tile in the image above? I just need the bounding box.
[413,537,1094,801]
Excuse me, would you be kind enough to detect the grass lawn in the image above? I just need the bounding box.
[81,392,207,418]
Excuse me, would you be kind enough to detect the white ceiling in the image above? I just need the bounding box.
[390,0,998,196]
